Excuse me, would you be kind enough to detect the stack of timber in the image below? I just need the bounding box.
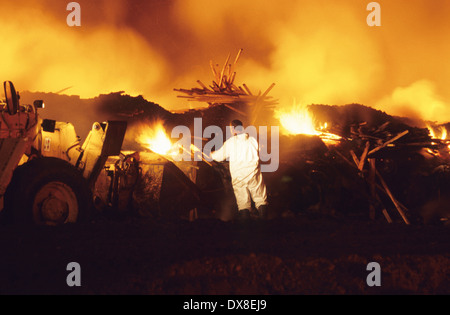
[174,49,278,123]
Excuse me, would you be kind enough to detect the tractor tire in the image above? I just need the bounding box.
[4,157,93,226]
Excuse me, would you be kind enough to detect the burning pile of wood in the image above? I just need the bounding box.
[323,109,450,225]
[265,103,449,224]
[174,49,278,123]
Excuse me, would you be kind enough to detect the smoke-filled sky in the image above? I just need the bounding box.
[1,0,450,122]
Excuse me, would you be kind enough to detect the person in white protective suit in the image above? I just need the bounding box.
[211,120,268,220]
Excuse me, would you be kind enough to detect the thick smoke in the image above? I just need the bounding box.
[0,0,167,102]
[1,0,450,122]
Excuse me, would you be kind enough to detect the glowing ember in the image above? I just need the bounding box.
[137,121,174,155]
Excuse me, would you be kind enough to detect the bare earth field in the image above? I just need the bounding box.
[0,212,449,296]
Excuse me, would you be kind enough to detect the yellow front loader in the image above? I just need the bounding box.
[0,81,126,225]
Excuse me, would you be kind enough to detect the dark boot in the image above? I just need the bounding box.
[257,205,268,220]
[237,209,250,222]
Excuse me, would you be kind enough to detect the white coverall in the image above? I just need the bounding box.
[211,132,268,211]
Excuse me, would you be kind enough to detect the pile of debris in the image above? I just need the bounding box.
[26,52,448,225]
[275,104,450,225]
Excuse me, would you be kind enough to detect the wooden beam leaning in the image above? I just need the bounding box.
[218,53,231,89]
[350,150,360,167]
[376,169,410,225]
[382,209,393,223]
[358,141,370,171]
[227,49,243,84]
[369,130,409,156]
[251,83,276,124]
[210,61,219,84]
[368,158,376,220]
[224,104,248,117]
[242,84,253,96]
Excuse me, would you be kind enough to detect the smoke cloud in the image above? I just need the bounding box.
[1,0,450,122]
[375,80,450,123]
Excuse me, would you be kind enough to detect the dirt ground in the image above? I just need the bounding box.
[0,211,449,296]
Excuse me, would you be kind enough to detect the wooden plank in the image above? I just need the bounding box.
[210,60,219,84]
[242,84,253,96]
[376,169,410,225]
[368,158,376,220]
[382,209,393,223]
[369,130,409,155]
[261,83,276,98]
[333,149,356,169]
[233,48,243,66]
[218,53,231,88]
[196,80,210,91]
[251,84,276,124]
[224,104,248,117]
[358,141,370,171]
[230,72,237,85]
[350,150,359,167]
[228,49,243,81]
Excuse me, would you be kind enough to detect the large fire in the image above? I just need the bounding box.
[275,103,321,136]
[275,103,341,144]
[137,121,176,155]
[136,121,206,159]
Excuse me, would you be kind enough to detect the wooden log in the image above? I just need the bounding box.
[212,80,221,91]
[233,48,243,66]
[374,122,390,133]
[224,104,248,117]
[210,60,219,83]
[382,209,393,223]
[242,84,253,96]
[230,72,237,85]
[196,80,210,91]
[368,158,376,220]
[368,130,409,155]
[251,84,276,124]
[221,75,228,88]
[228,49,243,80]
[358,141,370,171]
[218,53,231,88]
[333,149,356,169]
[227,64,232,82]
[261,83,276,98]
[375,169,410,225]
[350,150,359,167]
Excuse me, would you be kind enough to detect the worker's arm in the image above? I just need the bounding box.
[211,140,229,162]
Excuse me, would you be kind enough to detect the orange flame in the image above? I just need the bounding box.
[427,124,448,140]
[275,103,321,136]
[442,127,448,140]
[275,102,341,145]
[137,121,175,155]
